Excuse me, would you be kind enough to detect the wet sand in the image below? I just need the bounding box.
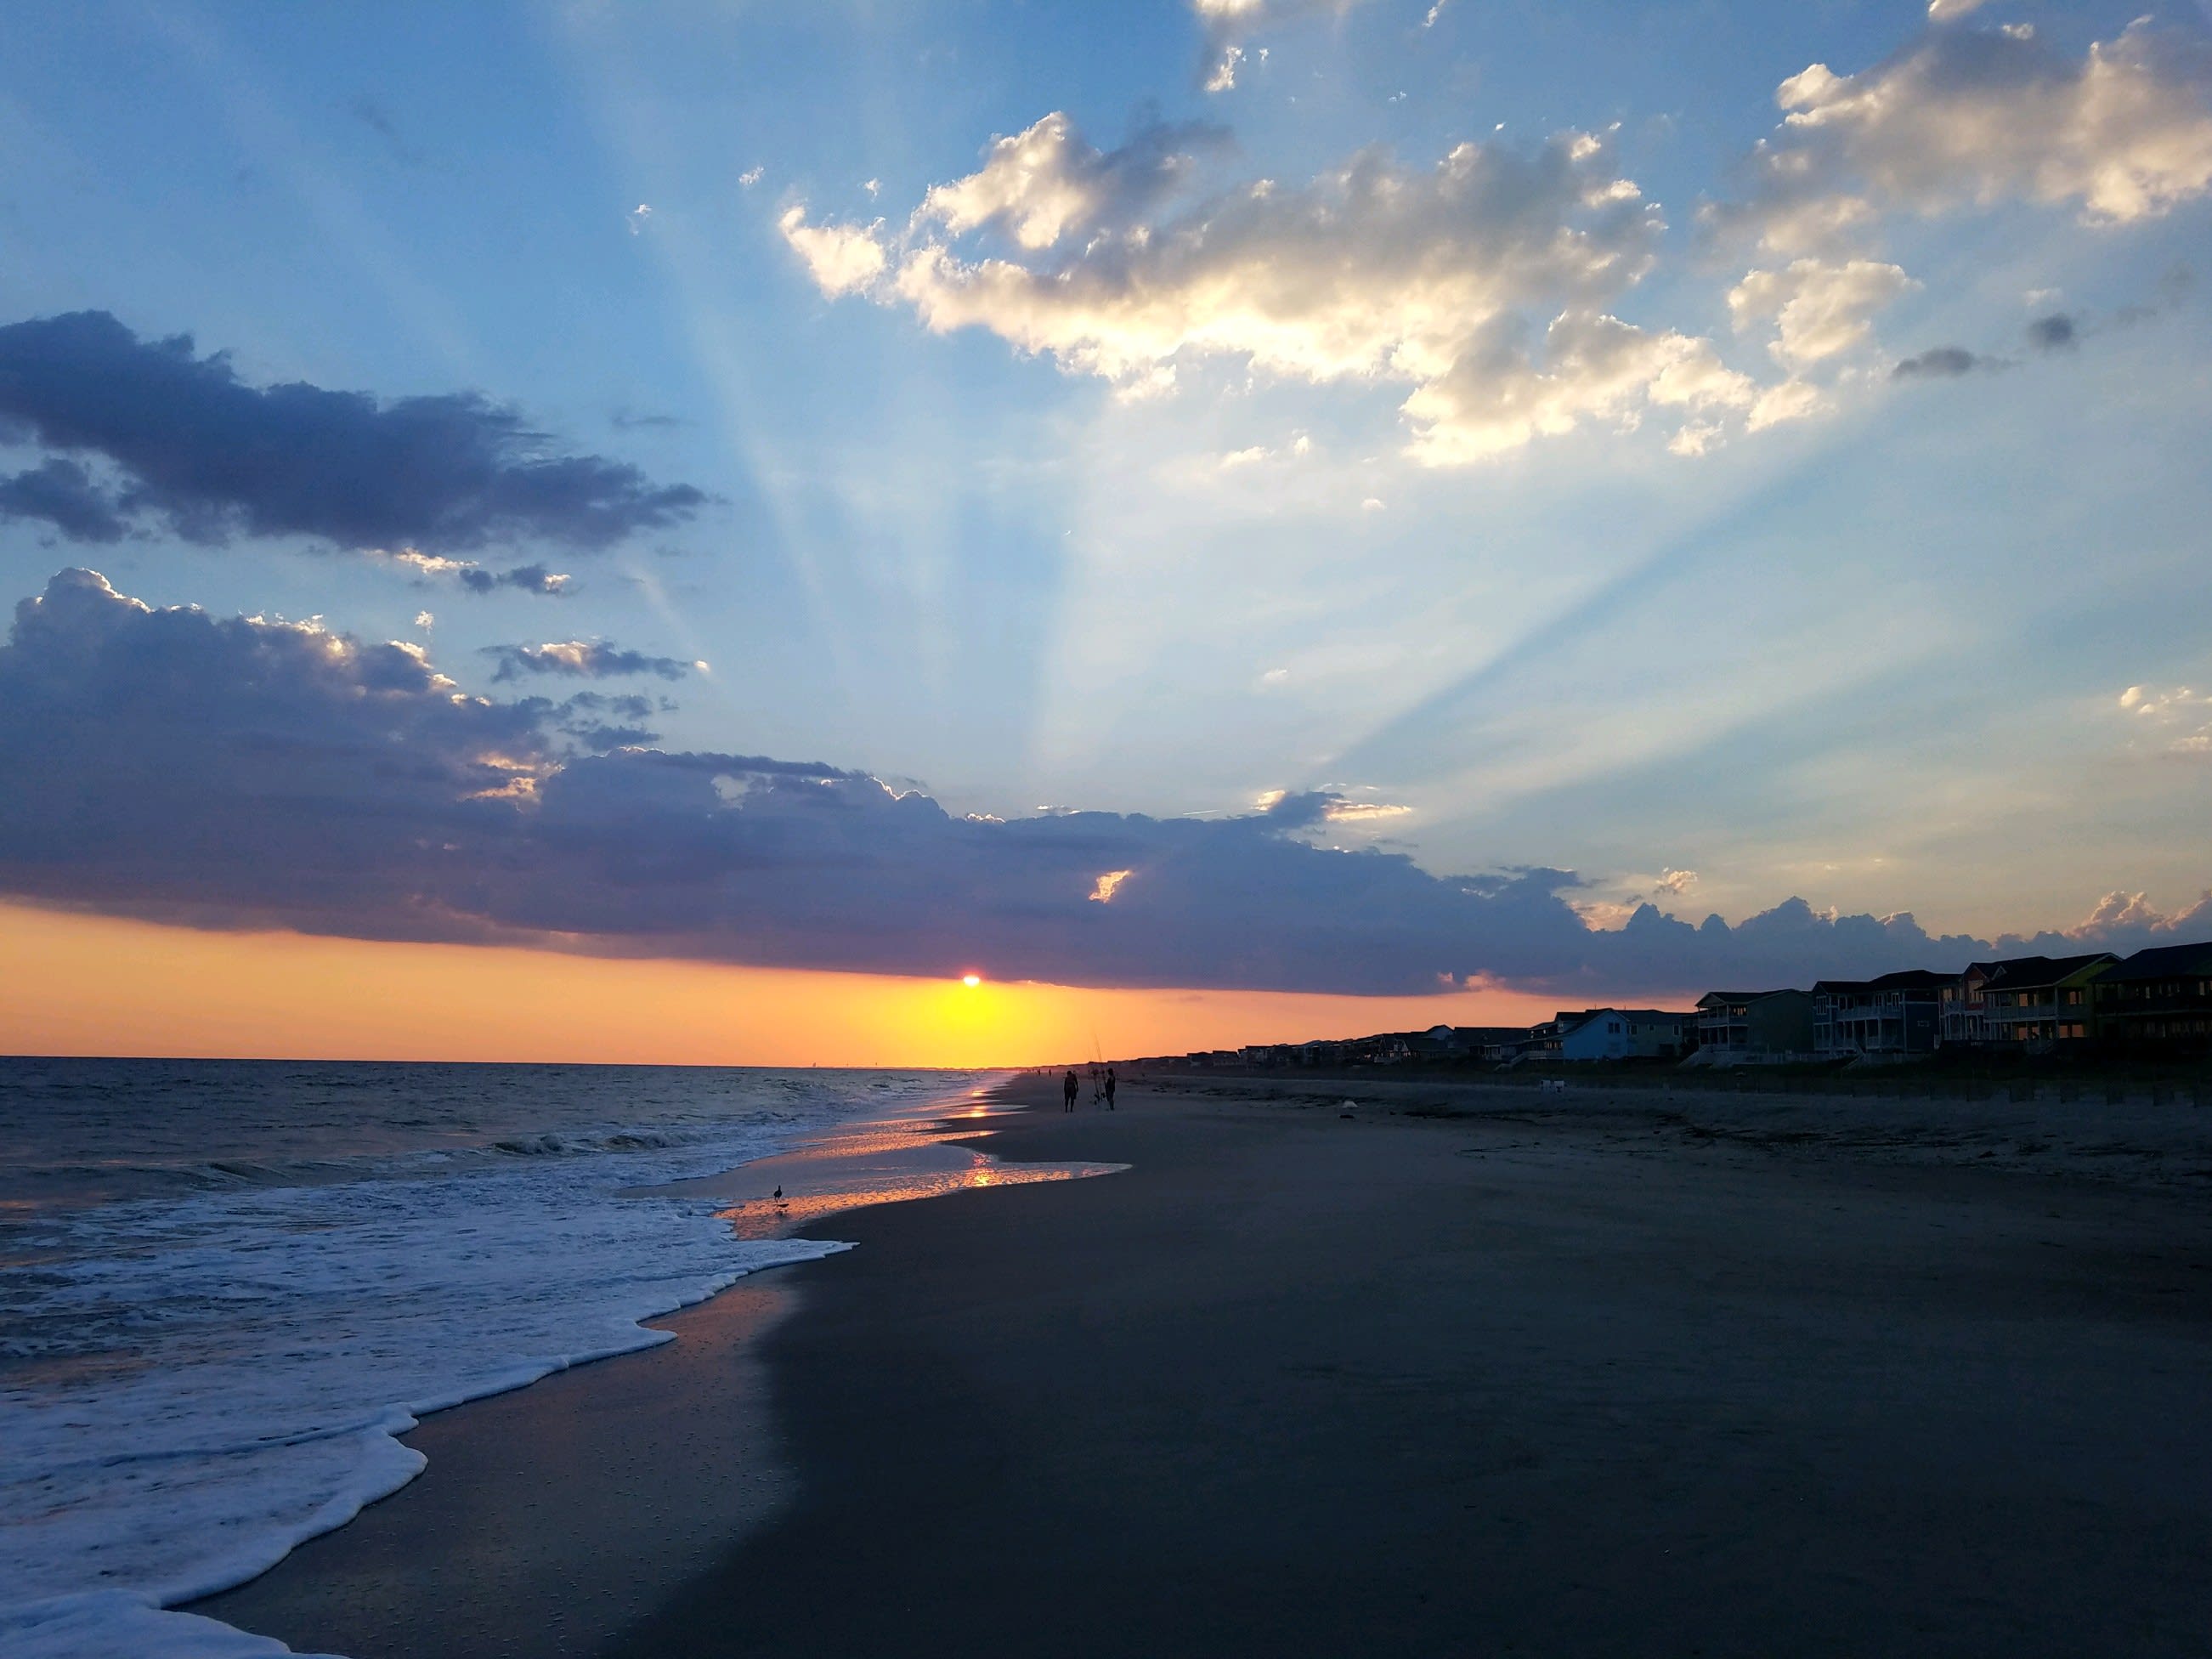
[204,1077,2212,1656]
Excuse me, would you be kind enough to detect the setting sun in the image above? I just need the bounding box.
[962,974,982,987]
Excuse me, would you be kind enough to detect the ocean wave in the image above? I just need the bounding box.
[0,1062,980,1658]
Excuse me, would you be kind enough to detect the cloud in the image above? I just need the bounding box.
[2119,682,2212,756]
[778,207,890,296]
[784,118,1801,461]
[0,458,128,543]
[1728,258,1917,368]
[913,112,1230,250]
[7,569,2205,996]
[0,311,706,554]
[1190,0,1370,91]
[349,96,427,168]
[1926,0,1994,20]
[1892,345,1992,378]
[1401,309,1768,464]
[2027,311,2079,351]
[367,547,573,597]
[467,563,572,596]
[1717,20,2212,252]
[542,689,666,752]
[483,640,698,682]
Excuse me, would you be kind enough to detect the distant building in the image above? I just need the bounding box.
[1812,971,1954,1058]
[1694,989,1815,1058]
[2091,942,2212,1051]
[1525,1017,1569,1061]
[1454,1026,1536,1063]
[1558,1008,1694,1062]
[1980,954,2115,1047]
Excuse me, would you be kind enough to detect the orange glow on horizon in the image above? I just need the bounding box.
[0,900,1564,1067]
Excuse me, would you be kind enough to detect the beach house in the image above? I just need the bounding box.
[1938,964,1996,1048]
[1979,953,2115,1047]
[2090,941,2212,1052]
[1811,970,1952,1058]
[1558,1009,1695,1062]
[1694,989,1815,1059]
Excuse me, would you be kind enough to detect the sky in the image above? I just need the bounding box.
[2,0,2209,1062]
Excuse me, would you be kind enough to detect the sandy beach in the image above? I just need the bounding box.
[199,1074,2212,1657]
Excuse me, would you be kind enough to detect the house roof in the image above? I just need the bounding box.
[1696,988,1802,1006]
[1813,969,1955,994]
[1559,1007,1688,1033]
[1980,952,2116,991]
[2099,940,2212,982]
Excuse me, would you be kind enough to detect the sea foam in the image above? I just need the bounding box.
[0,1064,972,1657]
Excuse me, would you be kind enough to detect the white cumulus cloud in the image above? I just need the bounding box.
[2119,682,2212,756]
[782,116,1803,461]
[1728,258,1918,368]
[1719,20,2212,252]
[778,206,888,296]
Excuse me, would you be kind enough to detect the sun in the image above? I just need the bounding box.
[961,973,982,988]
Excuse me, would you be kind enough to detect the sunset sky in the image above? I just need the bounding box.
[3,0,2209,1062]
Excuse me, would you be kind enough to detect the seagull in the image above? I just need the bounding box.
[772,1185,784,1200]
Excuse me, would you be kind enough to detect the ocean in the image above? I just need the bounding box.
[0,1056,991,1657]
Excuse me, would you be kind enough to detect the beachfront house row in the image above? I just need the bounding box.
[1558,1009,1695,1062]
[1979,953,2116,1047]
[2090,941,2212,1051]
[1694,989,1816,1059]
[1811,971,1952,1059]
[1455,1026,1536,1062]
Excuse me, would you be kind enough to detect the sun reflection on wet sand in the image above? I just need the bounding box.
[715,1156,1107,1239]
[657,1101,1123,1243]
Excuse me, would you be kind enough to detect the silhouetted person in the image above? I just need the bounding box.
[1062,1068,1078,1112]
[1105,1067,1117,1110]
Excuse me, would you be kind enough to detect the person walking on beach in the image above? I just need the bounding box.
[1062,1068,1078,1112]
[1104,1067,1117,1110]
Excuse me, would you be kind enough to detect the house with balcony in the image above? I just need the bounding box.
[1812,970,1953,1058]
[1694,989,1815,1059]
[2091,941,2212,1052]
[1938,964,1997,1047]
[1980,953,2115,1046]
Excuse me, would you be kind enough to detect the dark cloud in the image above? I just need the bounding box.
[484,640,695,682]
[5,569,2205,996]
[0,311,707,554]
[457,563,571,596]
[1892,346,1988,380]
[0,458,128,543]
[534,691,663,752]
[2027,312,2079,351]
[349,97,427,168]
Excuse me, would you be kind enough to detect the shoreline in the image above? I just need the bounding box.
[188,1090,1108,1657]
[204,1074,2212,1656]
